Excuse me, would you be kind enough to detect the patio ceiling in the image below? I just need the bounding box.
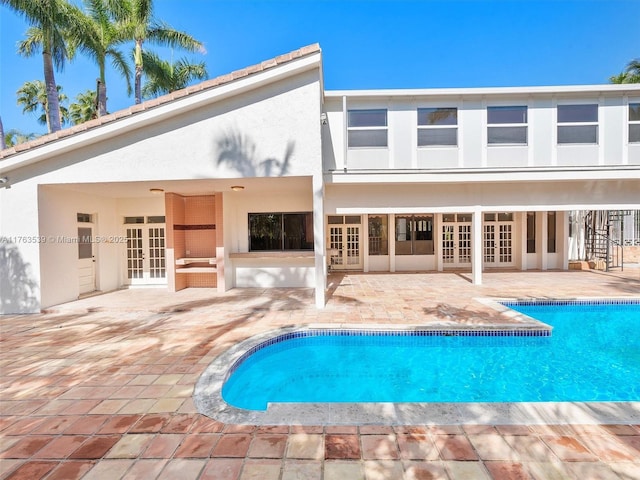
[43,176,312,199]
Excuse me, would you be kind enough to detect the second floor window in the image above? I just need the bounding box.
[487,106,528,144]
[557,104,598,144]
[347,109,388,148]
[630,103,640,143]
[417,107,458,146]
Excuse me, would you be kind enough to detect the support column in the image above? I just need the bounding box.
[539,210,548,271]
[313,174,326,308]
[215,193,226,292]
[389,214,396,272]
[363,214,369,273]
[472,208,483,285]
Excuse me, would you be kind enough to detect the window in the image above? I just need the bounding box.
[249,213,313,251]
[557,104,598,144]
[487,106,527,144]
[368,215,388,255]
[77,213,93,223]
[347,109,388,147]
[547,211,557,253]
[526,212,536,253]
[395,215,434,255]
[417,107,457,146]
[630,103,640,143]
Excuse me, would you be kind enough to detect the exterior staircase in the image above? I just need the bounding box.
[584,210,626,271]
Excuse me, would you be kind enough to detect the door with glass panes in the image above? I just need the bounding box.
[327,215,362,270]
[483,213,515,267]
[441,213,472,268]
[124,216,167,285]
[77,213,96,294]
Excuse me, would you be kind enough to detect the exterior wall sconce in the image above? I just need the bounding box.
[230,185,245,191]
[149,188,164,194]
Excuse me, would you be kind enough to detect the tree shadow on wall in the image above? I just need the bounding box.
[215,130,294,177]
[0,243,39,314]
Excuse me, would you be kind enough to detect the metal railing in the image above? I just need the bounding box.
[585,211,624,271]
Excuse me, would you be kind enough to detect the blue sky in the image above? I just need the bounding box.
[1,0,639,135]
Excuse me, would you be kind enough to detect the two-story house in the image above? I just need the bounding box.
[1,44,639,314]
[322,86,640,283]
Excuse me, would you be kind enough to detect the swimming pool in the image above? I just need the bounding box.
[221,300,640,411]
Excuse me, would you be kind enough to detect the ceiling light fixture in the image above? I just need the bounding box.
[230,185,245,191]
[149,188,164,194]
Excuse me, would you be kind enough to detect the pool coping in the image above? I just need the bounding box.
[193,297,640,426]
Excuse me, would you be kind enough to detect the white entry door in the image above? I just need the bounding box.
[441,213,472,268]
[328,215,362,270]
[78,216,96,294]
[124,220,166,285]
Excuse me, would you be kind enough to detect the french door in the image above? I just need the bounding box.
[328,215,362,270]
[441,213,472,268]
[124,217,166,285]
[483,213,514,267]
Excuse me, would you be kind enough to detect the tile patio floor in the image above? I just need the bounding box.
[1,270,640,479]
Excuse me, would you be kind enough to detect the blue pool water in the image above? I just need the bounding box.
[222,301,640,410]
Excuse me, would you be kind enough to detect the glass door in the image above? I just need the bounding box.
[77,213,96,294]
[441,213,472,268]
[124,216,166,285]
[327,215,362,270]
[483,213,514,267]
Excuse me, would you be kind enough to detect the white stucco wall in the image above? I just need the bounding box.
[0,182,41,313]
[222,184,316,288]
[1,59,324,313]
[324,90,639,172]
[324,181,640,213]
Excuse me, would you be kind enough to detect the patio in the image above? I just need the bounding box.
[1,270,639,479]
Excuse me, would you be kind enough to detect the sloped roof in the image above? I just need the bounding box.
[0,44,321,160]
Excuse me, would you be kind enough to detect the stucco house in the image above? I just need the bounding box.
[1,44,639,314]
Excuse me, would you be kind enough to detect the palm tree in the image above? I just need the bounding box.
[610,58,640,84]
[141,51,207,98]
[2,0,82,132]
[114,0,205,104]
[0,116,5,150]
[69,90,98,124]
[16,80,69,132]
[70,0,131,116]
[4,129,39,148]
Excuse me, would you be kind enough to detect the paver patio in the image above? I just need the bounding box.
[1,270,639,479]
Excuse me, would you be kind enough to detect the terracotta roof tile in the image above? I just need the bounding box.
[0,43,322,161]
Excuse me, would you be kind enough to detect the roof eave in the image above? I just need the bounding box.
[0,50,322,175]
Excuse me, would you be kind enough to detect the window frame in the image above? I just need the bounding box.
[547,211,557,254]
[557,103,599,145]
[416,107,458,147]
[395,214,434,255]
[248,212,314,252]
[629,102,640,144]
[487,105,528,145]
[526,212,536,254]
[368,215,389,256]
[347,109,388,148]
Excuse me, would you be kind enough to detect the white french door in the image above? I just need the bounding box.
[441,214,472,268]
[124,221,166,285]
[328,216,362,270]
[483,213,515,267]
